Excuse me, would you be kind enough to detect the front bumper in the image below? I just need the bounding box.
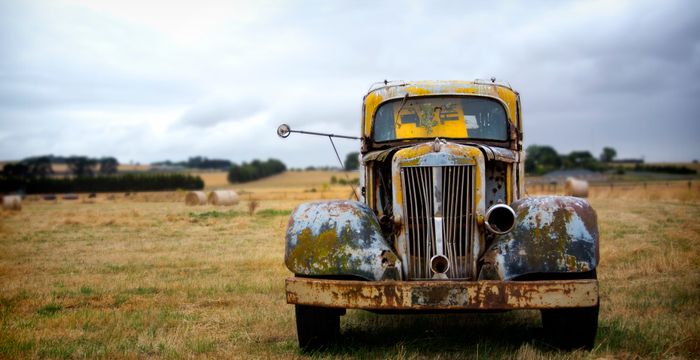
[286,277,598,310]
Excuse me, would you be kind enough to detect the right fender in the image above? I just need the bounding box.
[479,196,599,280]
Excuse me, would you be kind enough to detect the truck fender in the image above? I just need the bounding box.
[285,200,401,281]
[479,196,599,280]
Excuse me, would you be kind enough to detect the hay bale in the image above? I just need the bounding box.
[3,195,22,211]
[185,191,207,206]
[208,190,240,206]
[564,177,589,198]
[63,194,79,200]
[42,194,57,201]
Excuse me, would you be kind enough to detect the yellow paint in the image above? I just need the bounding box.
[363,93,384,136]
[453,87,478,94]
[363,81,520,139]
[391,143,486,213]
[394,100,468,139]
[506,165,512,204]
[404,86,432,96]
[495,86,518,125]
[392,171,402,206]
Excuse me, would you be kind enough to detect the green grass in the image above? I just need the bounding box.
[256,209,292,217]
[36,304,62,317]
[188,209,243,221]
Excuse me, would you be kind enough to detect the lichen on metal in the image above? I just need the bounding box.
[479,196,599,280]
[285,200,401,281]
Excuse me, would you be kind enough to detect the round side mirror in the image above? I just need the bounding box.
[277,124,291,138]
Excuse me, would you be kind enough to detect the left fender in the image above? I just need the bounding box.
[479,196,599,280]
[285,200,401,281]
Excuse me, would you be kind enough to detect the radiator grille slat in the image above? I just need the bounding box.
[401,165,474,280]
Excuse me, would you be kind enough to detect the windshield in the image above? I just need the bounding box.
[373,96,509,142]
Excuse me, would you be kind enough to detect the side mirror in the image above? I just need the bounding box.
[277,124,291,138]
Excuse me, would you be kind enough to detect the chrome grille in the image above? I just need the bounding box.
[400,165,475,279]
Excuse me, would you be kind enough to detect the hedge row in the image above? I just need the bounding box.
[633,164,697,175]
[227,158,286,183]
[0,173,204,194]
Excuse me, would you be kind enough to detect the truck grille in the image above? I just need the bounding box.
[400,165,475,279]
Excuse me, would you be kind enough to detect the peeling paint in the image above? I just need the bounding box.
[391,141,486,279]
[285,200,401,281]
[286,277,599,310]
[479,196,599,280]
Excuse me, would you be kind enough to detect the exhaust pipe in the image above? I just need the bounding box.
[430,255,450,278]
[485,204,516,234]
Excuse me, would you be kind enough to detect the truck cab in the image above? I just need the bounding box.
[282,80,599,350]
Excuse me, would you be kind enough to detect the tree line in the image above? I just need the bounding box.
[0,173,203,194]
[227,158,287,183]
[2,155,119,177]
[525,145,696,175]
[152,156,232,170]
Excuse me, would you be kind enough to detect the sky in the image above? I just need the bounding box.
[0,0,698,167]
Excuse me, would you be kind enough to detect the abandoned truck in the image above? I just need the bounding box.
[278,80,599,350]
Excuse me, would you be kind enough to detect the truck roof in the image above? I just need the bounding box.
[362,80,520,139]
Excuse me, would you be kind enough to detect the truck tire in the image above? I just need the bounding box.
[540,270,599,350]
[295,305,340,351]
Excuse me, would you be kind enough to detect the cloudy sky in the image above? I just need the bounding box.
[1,0,698,167]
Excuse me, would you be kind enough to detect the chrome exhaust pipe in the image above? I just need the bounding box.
[485,204,516,234]
[430,255,450,278]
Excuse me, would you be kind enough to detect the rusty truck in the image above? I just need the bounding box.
[277,80,599,350]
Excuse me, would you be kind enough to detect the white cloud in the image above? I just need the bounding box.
[1,0,698,165]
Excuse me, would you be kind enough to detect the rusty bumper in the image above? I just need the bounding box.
[286,277,598,310]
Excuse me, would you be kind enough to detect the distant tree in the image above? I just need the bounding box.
[227,158,286,183]
[563,151,598,170]
[1,162,30,177]
[66,156,97,177]
[22,156,53,177]
[184,156,231,169]
[524,145,561,174]
[99,157,119,174]
[599,147,617,162]
[344,152,360,171]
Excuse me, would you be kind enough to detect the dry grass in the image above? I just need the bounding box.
[195,170,359,201]
[528,180,700,203]
[0,180,698,359]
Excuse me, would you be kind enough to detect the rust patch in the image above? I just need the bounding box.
[286,278,598,310]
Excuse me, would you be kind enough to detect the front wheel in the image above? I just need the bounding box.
[541,303,599,350]
[295,305,341,351]
[540,270,599,350]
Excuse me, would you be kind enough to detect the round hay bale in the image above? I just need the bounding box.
[564,177,589,198]
[185,191,207,206]
[63,194,79,200]
[208,190,240,206]
[3,195,22,211]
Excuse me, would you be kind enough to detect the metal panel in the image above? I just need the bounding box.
[286,277,599,310]
[479,196,599,280]
[401,165,474,279]
[284,201,401,281]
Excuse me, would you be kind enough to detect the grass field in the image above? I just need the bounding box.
[1,174,698,359]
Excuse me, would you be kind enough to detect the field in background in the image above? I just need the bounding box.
[0,178,698,359]
[196,170,357,191]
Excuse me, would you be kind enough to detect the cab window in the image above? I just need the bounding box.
[373,97,508,142]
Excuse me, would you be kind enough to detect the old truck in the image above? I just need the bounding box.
[278,80,599,350]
